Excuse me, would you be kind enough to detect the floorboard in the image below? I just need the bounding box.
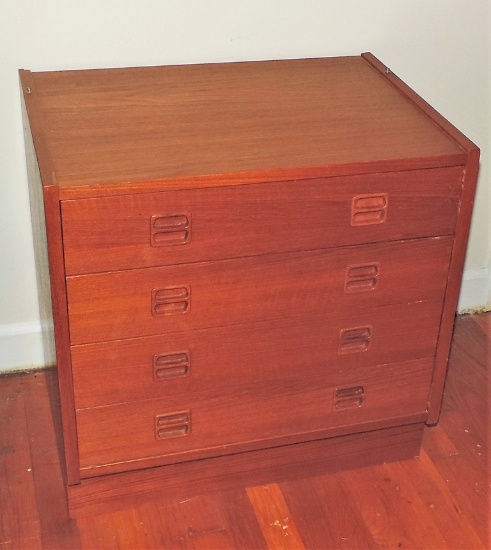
[0,312,489,549]
[247,484,304,549]
[0,377,42,550]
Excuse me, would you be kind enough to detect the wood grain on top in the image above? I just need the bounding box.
[21,56,465,195]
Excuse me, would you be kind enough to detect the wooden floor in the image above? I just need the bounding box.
[1,312,489,549]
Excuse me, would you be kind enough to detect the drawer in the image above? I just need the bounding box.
[76,357,434,476]
[72,299,443,408]
[66,237,452,345]
[61,167,462,275]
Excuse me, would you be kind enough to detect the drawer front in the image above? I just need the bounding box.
[72,299,443,409]
[61,167,462,275]
[76,357,434,475]
[67,237,452,345]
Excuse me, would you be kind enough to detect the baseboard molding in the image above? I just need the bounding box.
[0,321,55,372]
[458,267,491,313]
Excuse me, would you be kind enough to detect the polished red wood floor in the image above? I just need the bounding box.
[1,312,489,549]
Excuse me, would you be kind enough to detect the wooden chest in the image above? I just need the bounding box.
[20,54,479,515]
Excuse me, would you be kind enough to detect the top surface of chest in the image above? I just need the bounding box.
[22,55,464,197]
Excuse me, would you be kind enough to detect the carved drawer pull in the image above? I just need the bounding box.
[152,287,190,317]
[334,385,366,411]
[339,326,372,354]
[345,263,380,292]
[151,214,191,246]
[155,411,191,440]
[153,352,190,380]
[351,193,388,225]
[335,386,364,399]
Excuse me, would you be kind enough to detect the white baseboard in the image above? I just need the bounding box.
[458,267,491,313]
[0,321,55,373]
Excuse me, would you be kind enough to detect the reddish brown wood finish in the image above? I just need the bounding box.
[23,57,465,196]
[19,55,479,512]
[68,422,426,516]
[427,149,480,423]
[60,167,462,275]
[1,313,488,547]
[76,358,433,476]
[71,299,443,409]
[22,373,80,550]
[66,237,452,345]
[361,53,479,152]
[21,82,81,486]
[361,53,481,424]
[40,187,81,486]
[0,376,41,548]
[247,484,306,549]
[280,475,378,548]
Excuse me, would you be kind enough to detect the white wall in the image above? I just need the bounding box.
[1,1,489,371]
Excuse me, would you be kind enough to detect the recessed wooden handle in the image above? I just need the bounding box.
[151,214,191,246]
[334,385,366,411]
[339,326,372,353]
[345,263,380,292]
[335,386,364,399]
[154,352,190,380]
[351,193,388,226]
[155,411,191,440]
[152,287,190,317]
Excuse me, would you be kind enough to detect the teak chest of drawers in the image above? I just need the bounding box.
[20,54,479,516]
